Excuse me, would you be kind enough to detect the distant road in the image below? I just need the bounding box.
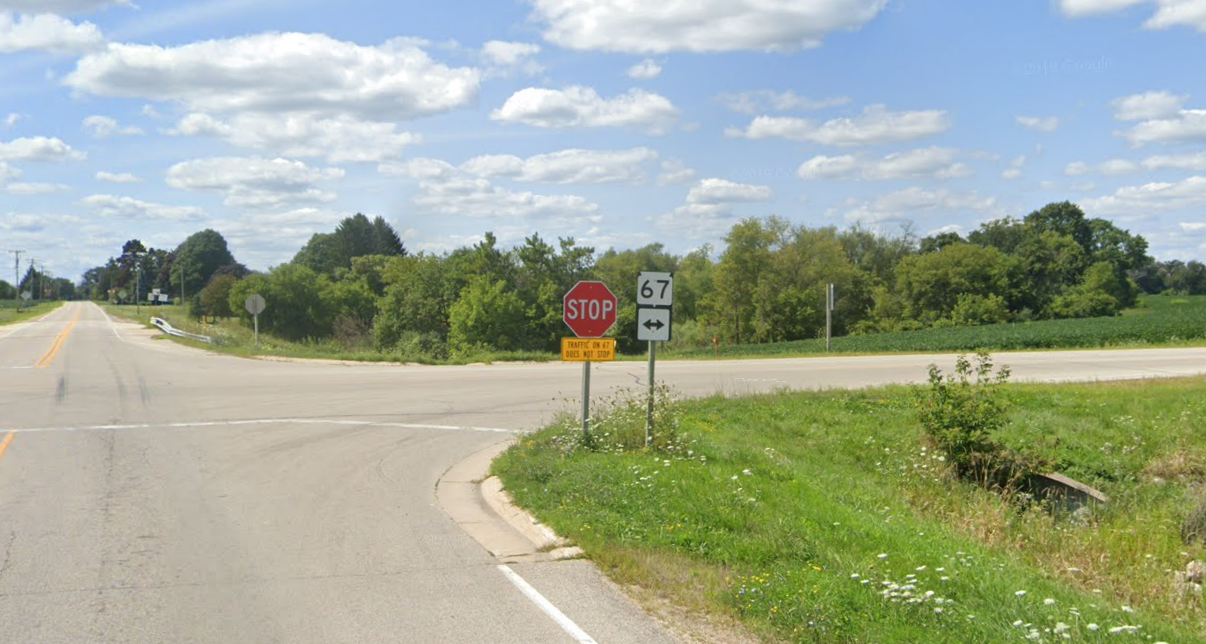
[2,302,1204,643]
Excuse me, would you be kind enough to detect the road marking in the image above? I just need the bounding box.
[497,564,598,644]
[0,432,14,465]
[1,418,518,435]
[95,303,124,340]
[35,310,81,368]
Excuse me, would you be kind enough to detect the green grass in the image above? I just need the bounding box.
[493,376,1206,643]
[0,300,61,325]
[668,294,1206,359]
[103,305,559,365]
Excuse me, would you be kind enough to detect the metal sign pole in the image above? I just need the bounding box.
[645,340,655,446]
[253,313,260,348]
[581,360,591,443]
[826,283,833,353]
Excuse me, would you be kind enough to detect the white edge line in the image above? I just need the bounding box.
[94,302,124,341]
[2,418,517,435]
[497,564,598,644]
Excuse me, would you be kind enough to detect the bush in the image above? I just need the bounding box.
[1049,289,1118,319]
[948,293,1011,327]
[914,352,1015,485]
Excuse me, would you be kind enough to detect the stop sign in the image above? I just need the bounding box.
[563,281,617,338]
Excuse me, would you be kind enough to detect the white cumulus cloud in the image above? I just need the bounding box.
[392,157,601,220]
[460,148,659,184]
[1064,158,1141,175]
[1143,151,1206,170]
[657,158,697,185]
[687,178,773,204]
[95,170,141,183]
[65,32,479,120]
[5,181,70,195]
[716,90,850,114]
[529,0,890,52]
[481,40,543,76]
[82,115,143,137]
[166,156,345,209]
[1083,175,1206,215]
[0,11,104,54]
[842,187,1002,224]
[797,147,971,180]
[728,105,950,146]
[0,136,85,162]
[1119,109,1206,146]
[1058,0,1206,31]
[1112,90,1188,120]
[626,59,662,79]
[656,178,774,240]
[491,86,680,134]
[1001,155,1026,180]
[81,194,204,221]
[1015,115,1060,132]
[171,112,420,163]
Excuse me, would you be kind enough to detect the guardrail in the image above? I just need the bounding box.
[150,317,214,344]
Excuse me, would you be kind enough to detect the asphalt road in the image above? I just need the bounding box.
[2,302,1205,643]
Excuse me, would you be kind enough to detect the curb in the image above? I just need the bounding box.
[437,437,583,563]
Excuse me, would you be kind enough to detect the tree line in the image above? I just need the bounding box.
[74,203,1206,358]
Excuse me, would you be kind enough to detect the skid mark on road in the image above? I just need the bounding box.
[1,418,518,435]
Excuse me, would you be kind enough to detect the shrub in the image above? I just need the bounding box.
[948,293,1011,327]
[914,351,1015,485]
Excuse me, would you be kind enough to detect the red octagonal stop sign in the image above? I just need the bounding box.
[563,281,617,338]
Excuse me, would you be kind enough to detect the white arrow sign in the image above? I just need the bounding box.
[637,307,671,342]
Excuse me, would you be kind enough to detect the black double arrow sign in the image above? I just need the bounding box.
[642,318,666,331]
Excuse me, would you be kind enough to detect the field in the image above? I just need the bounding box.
[668,294,1206,358]
[494,375,1206,643]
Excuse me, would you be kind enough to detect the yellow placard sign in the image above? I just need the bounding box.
[561,337,616,362]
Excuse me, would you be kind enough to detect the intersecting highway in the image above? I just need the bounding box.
[2,302,1204,643]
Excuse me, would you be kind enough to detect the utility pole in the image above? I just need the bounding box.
[7,249,22,312]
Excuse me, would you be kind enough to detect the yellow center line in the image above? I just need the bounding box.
[0,432,14,464]
[35,309,81,368]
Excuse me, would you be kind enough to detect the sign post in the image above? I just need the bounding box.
[637,272,674,446]
[562,281,618,443]
[825,283,834,353]
[245,293,266,348]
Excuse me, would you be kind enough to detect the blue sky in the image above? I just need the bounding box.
[2,0,1205,283]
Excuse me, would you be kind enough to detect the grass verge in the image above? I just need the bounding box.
[0,300,61,325]
[102,305,559,365]
[493,376,1206,643]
